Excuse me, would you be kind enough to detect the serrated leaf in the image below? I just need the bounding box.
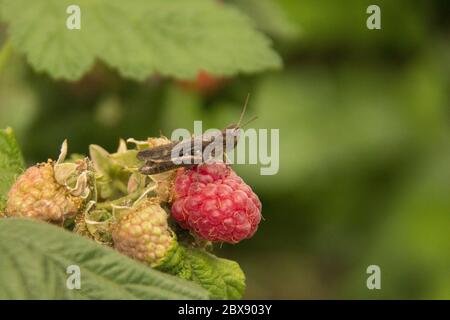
[0,0,281,81]
[157,245,246,299]
[0,218,209,299]
[185,248,246,300]
[0,127,24,211]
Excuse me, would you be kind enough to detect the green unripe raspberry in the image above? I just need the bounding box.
[112,200,176,267]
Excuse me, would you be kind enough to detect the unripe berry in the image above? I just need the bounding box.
[6,162,83,223]
[112,200,176,267]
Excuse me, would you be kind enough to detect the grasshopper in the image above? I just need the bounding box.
[137,95,255,175]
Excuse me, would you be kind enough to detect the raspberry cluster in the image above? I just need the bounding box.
[171,162,262,244]
[3,137,263,285]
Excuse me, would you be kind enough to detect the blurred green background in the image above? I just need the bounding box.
[1,0,449,299]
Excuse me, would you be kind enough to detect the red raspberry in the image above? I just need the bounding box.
[171,162,262,244]
[177,70,226,94]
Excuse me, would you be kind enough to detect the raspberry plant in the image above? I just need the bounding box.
[0,128,260,299]
[0,0,280,300]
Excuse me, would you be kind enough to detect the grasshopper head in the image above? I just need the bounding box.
[224,124,242,148]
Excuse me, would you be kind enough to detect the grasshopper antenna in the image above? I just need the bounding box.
[241,115,258,128]
[237,93,251,128]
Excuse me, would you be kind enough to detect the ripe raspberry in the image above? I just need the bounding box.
[178,70,225,94]
[112,200,176,267]
[171,162,262,244]
[6,162,83,223]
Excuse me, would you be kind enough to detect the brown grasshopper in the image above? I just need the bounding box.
[137,95,255,175]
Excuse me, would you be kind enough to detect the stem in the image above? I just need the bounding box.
[0,40,13,73]
[96,190,142,209]
[112,180,129,194]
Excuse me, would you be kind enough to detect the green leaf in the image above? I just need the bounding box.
[89,144,113,176]
[0,0,281,81]
[229,0,300,41]
[184,248,246,300]
[110,150,142,171]
[0,218,209,299]
[0,127,24,211]
[156,243,246,299]
[90,144,132,179]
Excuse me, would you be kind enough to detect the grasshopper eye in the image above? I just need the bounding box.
[224,127,241,144]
